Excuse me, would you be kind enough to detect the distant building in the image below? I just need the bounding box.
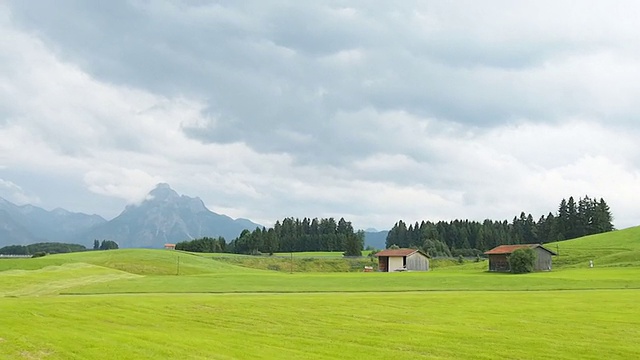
[484,244,556,272]
[164,243,176,250]
[375,248,429,272]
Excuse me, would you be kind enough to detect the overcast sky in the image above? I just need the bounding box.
[1,1,639,231]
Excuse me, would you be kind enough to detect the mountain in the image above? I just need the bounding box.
[0,209,41,245]
[77,183,261,248]
[364,230,388,249]
[0,198,106,246]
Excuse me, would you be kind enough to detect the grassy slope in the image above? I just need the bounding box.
[0,249,253,275]
[547,225,640,267]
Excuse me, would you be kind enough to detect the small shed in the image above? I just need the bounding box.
[484,244,556,272]
[375,248,429,272]
[164,243,176,250]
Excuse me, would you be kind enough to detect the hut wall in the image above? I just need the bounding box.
[388,256,405,271]
[406,252,429,271]
[378,256,389,272]
[488,254,510,272]
[534,248,553,271]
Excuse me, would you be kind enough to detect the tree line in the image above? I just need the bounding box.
[0,242,86,255]
[93,239,119,250]
[175,236,226,253]
[386,196,614,256]
[228,217,364,256]
[0,240,121,256]
[177,217,365,256]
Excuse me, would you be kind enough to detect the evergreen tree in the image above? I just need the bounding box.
[557,198,569,240]
[593,198,614,233]
[343,231,364,257]
[566,196,579,239]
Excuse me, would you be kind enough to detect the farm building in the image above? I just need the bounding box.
[484,244,556,272]
[375,248,429,272]
[164,243,176,250]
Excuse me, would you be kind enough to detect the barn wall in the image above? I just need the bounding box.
[378,257,389,272]
[488,254,510,272]
[388,256,404,271]
[406,253,429,271]
[534,248,553,271]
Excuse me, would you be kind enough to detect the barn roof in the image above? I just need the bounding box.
[375,248,429,257]
[484,244,557,256]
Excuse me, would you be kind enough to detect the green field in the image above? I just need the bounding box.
[1,227,640,359]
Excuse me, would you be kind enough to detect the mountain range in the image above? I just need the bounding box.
[0,183,387,249]
[0,184,260,248]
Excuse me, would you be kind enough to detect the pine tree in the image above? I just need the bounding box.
[343,231,364,257]
[566,196,579,239]
[593,198,614,233]
[557,198,569,240]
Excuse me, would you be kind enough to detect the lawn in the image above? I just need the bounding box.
[1,291,638,359]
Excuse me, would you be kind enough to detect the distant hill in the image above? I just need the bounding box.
[76,183,261,248]
[0,198,106,246]
[364,230,388,249]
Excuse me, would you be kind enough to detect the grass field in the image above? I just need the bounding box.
[1,226,640,359]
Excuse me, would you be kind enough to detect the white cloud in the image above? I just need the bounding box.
[0,178,39,205]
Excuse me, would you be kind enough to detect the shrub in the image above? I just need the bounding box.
[509,248,536,274]
[31,251,47,258]
[267,264,281,271]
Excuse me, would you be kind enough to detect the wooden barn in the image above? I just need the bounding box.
[484,244,556,272]
[375,248,429,272]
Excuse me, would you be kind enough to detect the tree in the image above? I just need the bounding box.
[343,231,364,257]
[593,198,614,233]
[93,239,100,250]
[386,221,408,248]
[557,198,569,240]
[566,196,579,239]
[99,240,119,250]
[422,238,451,257]
[508,248,536,274]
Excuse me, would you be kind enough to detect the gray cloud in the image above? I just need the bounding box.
[2,1,640,230]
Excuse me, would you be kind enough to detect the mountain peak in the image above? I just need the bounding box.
[154,183,171,190]
[85,184,262,247]
[148,183,179,201]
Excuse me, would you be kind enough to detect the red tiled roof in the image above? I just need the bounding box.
[484,244,556,255]
[164,244,176,247]
[375,248,419,257]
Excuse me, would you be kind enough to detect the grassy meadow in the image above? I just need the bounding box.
[1,226,640,359]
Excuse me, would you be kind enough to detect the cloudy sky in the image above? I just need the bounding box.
[1,1,639,230]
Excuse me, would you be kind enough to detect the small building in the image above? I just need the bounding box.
[484,244,556,272]
[164,243,176,250]
[375,248,429,272]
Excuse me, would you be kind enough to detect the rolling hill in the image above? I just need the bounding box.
[546,225,640,268]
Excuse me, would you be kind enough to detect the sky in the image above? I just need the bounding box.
[1,1,639,231]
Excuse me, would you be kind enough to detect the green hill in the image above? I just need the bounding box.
[547,226,640,268]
